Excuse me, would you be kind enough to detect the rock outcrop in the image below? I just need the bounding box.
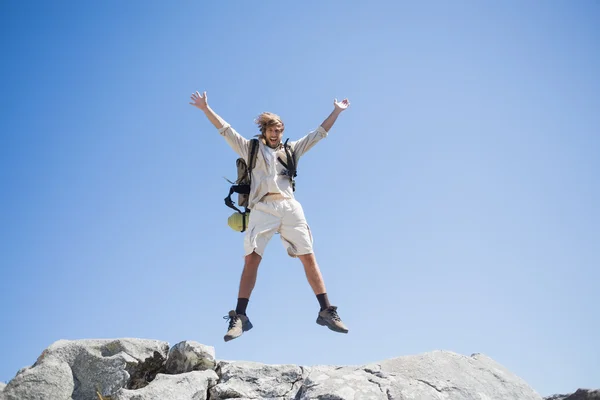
[1,338,545,399]
[545,389,600,400]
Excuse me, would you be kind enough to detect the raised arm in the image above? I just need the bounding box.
[292,98,351,157]
[189,91,226,129]
[320,98,350,132]
[189,90,250,158]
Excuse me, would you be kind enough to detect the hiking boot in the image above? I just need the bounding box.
[316,306,348,334]
[223,310,253,342]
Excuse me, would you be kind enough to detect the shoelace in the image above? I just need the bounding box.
[223,314,239,330]
[326,308,341,322]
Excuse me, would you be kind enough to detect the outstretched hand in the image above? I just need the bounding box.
[190,91,209,111]
[334,98,350,112]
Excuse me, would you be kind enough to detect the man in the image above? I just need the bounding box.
[189,90,350,342]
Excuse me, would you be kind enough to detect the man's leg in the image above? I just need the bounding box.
[225,201,279,342]
[298,253,349,334]
[298,253,327,299]
[224,252,261,342]
[237,251,262,312]
[279,199,349,334]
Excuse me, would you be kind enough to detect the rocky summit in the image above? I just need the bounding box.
[0,338,546,399]
[545,389,600,400]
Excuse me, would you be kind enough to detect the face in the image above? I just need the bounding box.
[265,123,284,149]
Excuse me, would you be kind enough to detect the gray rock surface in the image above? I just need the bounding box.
[3,339,169,400]
[294,364,403,400]
[0,382,8,400]
[114,370,218,400]
[371,350,541,399]
[546,389,600,400]
[210,351,543,400]
[210,361,305,399]
[2,338,548,400]
[165,340,216,374]
[3,357,74,400]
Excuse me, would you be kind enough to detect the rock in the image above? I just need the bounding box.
[3,358,73,400]
[209,351,543,400]
[296,365,407,400]
[114,370,218,400]
[368,350,543,400]
[165,341,216,374]
[546,389,600,400]
[2,339,169,400]
[3,339,547,400]
[292,351,543,400]
[210,360,305,399]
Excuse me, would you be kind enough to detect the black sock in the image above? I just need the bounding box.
[236,298,249,315]
[316,293,330,311]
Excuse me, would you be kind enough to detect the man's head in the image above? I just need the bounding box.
[255,112,284,149]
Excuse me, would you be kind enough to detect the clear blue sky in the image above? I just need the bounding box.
[1,1,598,396]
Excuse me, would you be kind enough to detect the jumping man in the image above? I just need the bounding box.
[190,90,350,341]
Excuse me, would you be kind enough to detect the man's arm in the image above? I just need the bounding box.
[189,90,249,158]
[292,98,351,157]
[189,91,226,129]
[321,98,350,132]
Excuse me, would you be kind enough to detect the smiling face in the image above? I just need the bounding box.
[265,123,284,148]
[255,112,285,149]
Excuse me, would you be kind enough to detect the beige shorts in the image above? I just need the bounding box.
[244,195,314,258]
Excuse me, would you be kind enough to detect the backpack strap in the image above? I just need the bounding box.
[247,138,259,187]
[277,138,297,191]
[224,139,259,231]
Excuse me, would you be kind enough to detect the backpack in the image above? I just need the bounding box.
[224,138,297,232]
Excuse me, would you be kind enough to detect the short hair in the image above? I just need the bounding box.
[254,112,285,135]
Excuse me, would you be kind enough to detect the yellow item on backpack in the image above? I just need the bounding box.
[228,212,250,232]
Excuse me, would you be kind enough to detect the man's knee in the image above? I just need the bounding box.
[298,252,316,265]
[244,251,262,268]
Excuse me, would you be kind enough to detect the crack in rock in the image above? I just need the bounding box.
[416,379,442,393]
[72,371,81,394]
[415,379,463,395]
[491,372,508,384]
[208,364,224,400]
[209,363,306,399]
[363,365,388,379]
[126,351,167,390]
[206,375,219,400]
[361,366,397,400]
[386,388,393,400]
[367,378,387,395]
[283,375,304,397]
[294,366,314,400]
